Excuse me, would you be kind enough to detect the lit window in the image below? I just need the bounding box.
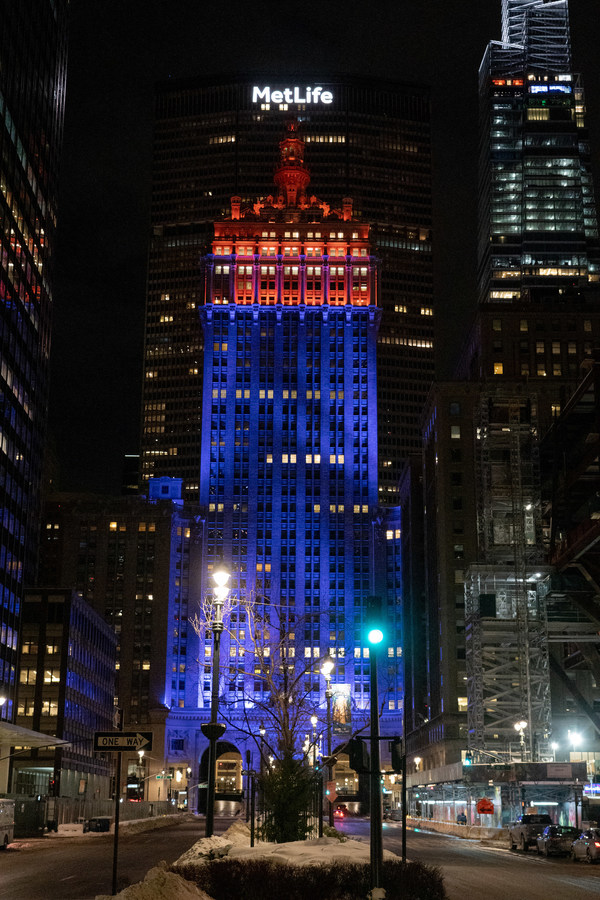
[451,425,461,440]
[493,363,503,375]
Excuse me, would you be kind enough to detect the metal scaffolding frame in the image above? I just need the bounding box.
[466,389,551,759]
[501,1,571,73]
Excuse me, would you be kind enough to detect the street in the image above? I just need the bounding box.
[1,816,599,900]
[0,817,213,900]
[338,818,600,900]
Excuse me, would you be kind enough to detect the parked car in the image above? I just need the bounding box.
[570,828,600,863]
[334,804,348,819]
[536,825,579,856]
[508,813,553,851]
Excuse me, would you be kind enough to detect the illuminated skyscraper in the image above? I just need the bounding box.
[141,77,432,505]
[195,123,402,719]
[0,1,69,721]
[405,0,600,777]
[478,0,599,311]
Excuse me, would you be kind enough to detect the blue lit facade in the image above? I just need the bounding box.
[0,2,69,721]
[195,126,403,729]
[478,0,599,308]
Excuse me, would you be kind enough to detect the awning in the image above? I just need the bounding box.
[0,721,71,753]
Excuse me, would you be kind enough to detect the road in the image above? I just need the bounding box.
[337,818,600,900]
[0,816,217,900]
[1,815,599,899]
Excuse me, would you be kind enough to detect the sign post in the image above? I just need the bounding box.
[94,729,153,895]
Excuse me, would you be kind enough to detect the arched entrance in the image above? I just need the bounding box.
[198,740,243,815]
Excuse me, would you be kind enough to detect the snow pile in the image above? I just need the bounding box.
[220,820,254,845]
[228,835,396,867]
[95,862,213,900]
[172,821,252,870]
[172,833,234,867]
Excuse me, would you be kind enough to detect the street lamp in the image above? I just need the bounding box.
[201,564,230,837]
[259,722,266,773]
[514,720,528,761]
[320,655,335,825]
[310,716,319,771]
[550,741,559,762]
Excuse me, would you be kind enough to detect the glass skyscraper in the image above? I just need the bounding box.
[141,77,432,505]
[478,0,599,309]
[0,1,69,721]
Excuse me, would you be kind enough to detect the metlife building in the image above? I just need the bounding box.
[142,76,432,503]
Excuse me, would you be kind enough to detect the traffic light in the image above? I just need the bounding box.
[365,595,385,645]
[348,738,370,774]
[463,752,473,767]
[390,739,403,774]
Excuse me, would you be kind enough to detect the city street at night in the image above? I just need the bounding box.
[2,817,600,900]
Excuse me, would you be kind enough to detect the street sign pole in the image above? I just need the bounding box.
[112,750,121,896]
[111,710,122,897]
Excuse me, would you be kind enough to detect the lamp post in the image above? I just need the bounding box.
[310,715,318,769]
[259,722,265,773]
[514,720,528,761]
[320,655,335,825]
[201,564,230,837]
[137,750,145,801]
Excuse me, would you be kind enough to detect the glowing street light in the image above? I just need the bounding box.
[568,730,582,752]
[514,720,528,760]
[320,655,335,825]
[201,564,231,837]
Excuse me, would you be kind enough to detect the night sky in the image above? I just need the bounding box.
[49,0,600,495]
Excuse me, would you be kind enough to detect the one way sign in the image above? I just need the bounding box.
[94,731,153,752]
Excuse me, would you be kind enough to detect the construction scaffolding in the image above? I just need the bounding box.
[465,388,551,760]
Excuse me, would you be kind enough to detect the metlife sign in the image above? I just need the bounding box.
[252,85,334,105]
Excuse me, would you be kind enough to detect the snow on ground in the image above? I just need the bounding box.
[96,822,399,899]
[95,863,213,900]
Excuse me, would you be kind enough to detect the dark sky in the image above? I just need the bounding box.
[49,0,600,495]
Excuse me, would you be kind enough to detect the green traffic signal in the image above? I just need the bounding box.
[366,596,385,645]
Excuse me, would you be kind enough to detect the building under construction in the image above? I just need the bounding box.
[465,386,551,761]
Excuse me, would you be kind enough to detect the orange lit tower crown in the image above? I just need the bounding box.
[203,120,379,309]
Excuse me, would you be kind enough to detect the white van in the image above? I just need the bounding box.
[0,798,15,849]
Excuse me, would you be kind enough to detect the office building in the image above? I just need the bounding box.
[40,486,205,793]
[141,76,432,505]
[162,126,402,808]
[405,0,600,778]
[0,1,69,721]
[478,0,599,311]
[195,120,400,710]
[12,588,116,799]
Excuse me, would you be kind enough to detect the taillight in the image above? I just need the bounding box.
[594,841,600,848]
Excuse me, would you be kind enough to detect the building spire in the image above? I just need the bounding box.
[273,120,311,208]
